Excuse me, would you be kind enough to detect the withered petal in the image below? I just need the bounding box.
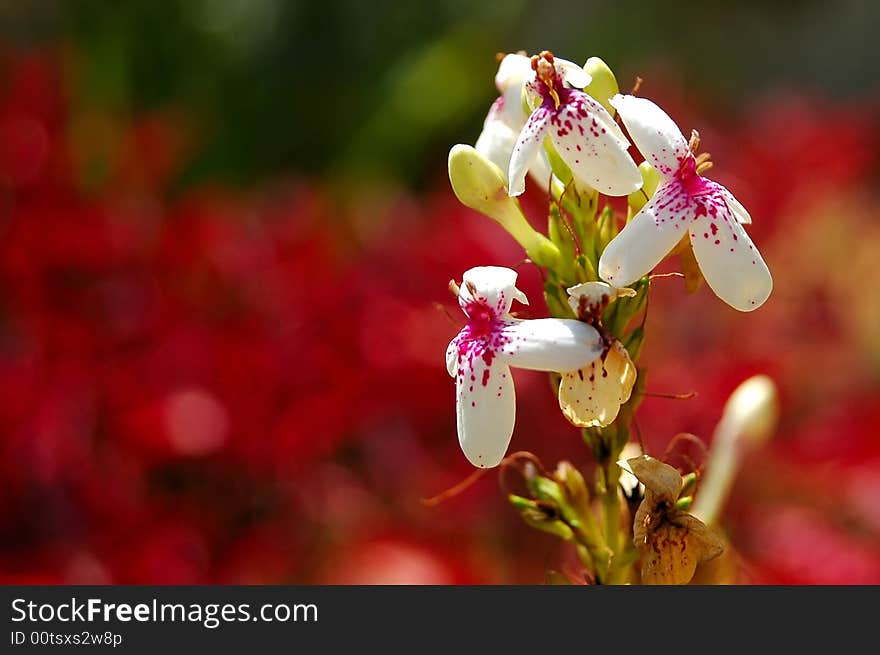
[626,455,682,503]
[673,513,726,562]
[638,521,699,585]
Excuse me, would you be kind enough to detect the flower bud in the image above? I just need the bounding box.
[529,475,566,507]
[508,494,575,541]
[720,374,779,447]
[554,461,590,517]
[691,375,779,525]
[622,326,646,362]
[604,277,648,338]
[582,57,619,115]
[596,205,618,254]
[448,144,560,268]
[548,205,577,283]
[627,162,661,212]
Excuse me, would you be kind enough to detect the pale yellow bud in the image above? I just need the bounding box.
[691,375,780,525]
[448,144,560,268]
[720,374,779,447]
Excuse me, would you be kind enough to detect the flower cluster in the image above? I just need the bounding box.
[448,50,772,467]
[444,50,775,584]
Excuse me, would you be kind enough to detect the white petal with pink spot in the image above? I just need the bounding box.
[599,95,772,311]
[688,199,772,312]
[550,92,642,196]
[448,267,603,467]
[610,93,690,183]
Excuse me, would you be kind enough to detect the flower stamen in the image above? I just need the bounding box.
[531,51,561,109]
[694,151,714,175]
[631,76,643,95]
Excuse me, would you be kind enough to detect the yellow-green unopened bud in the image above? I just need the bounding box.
[448,145,560,268]
[583,57,619,115]
[627,161,662,212]
[508,494,574,541]
[529,476,566,507]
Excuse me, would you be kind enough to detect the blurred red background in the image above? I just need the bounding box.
[1,16,879,585]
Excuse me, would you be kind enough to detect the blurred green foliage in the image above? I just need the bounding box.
[1,0,876,188]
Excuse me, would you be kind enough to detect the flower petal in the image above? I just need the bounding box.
[559,341,636,428]
[508,106,551,196]
[446,338,458,377]
[475,112,519,176]
[688,198,772,311]
[454,346,516,468]
[476,104,552,192]
[674,513,726,563]
[598,182,693,286]
[492,75,531,133]
[495,53,532,93]
[610,94,689,183]
[627,455,682,503]
[459,266,527,317]
[634,507,724,584]
[528,148,554,191]
[721,188,752,224]
[635,509,702,585]
[551,92,641,196]
[566,281,636,314]
[554,57,591,89]
[496,318,602,372]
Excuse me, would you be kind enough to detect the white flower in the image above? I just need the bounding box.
[598,94,773,312]
[508,51,641,198]
[446,267,603,468]
[475,53,553,190]
[558,282,637,428]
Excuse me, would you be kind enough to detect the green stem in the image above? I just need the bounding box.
[569,510,613,583]
[601,462,626,584]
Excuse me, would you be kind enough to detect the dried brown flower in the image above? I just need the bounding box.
[625,455,725,585]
